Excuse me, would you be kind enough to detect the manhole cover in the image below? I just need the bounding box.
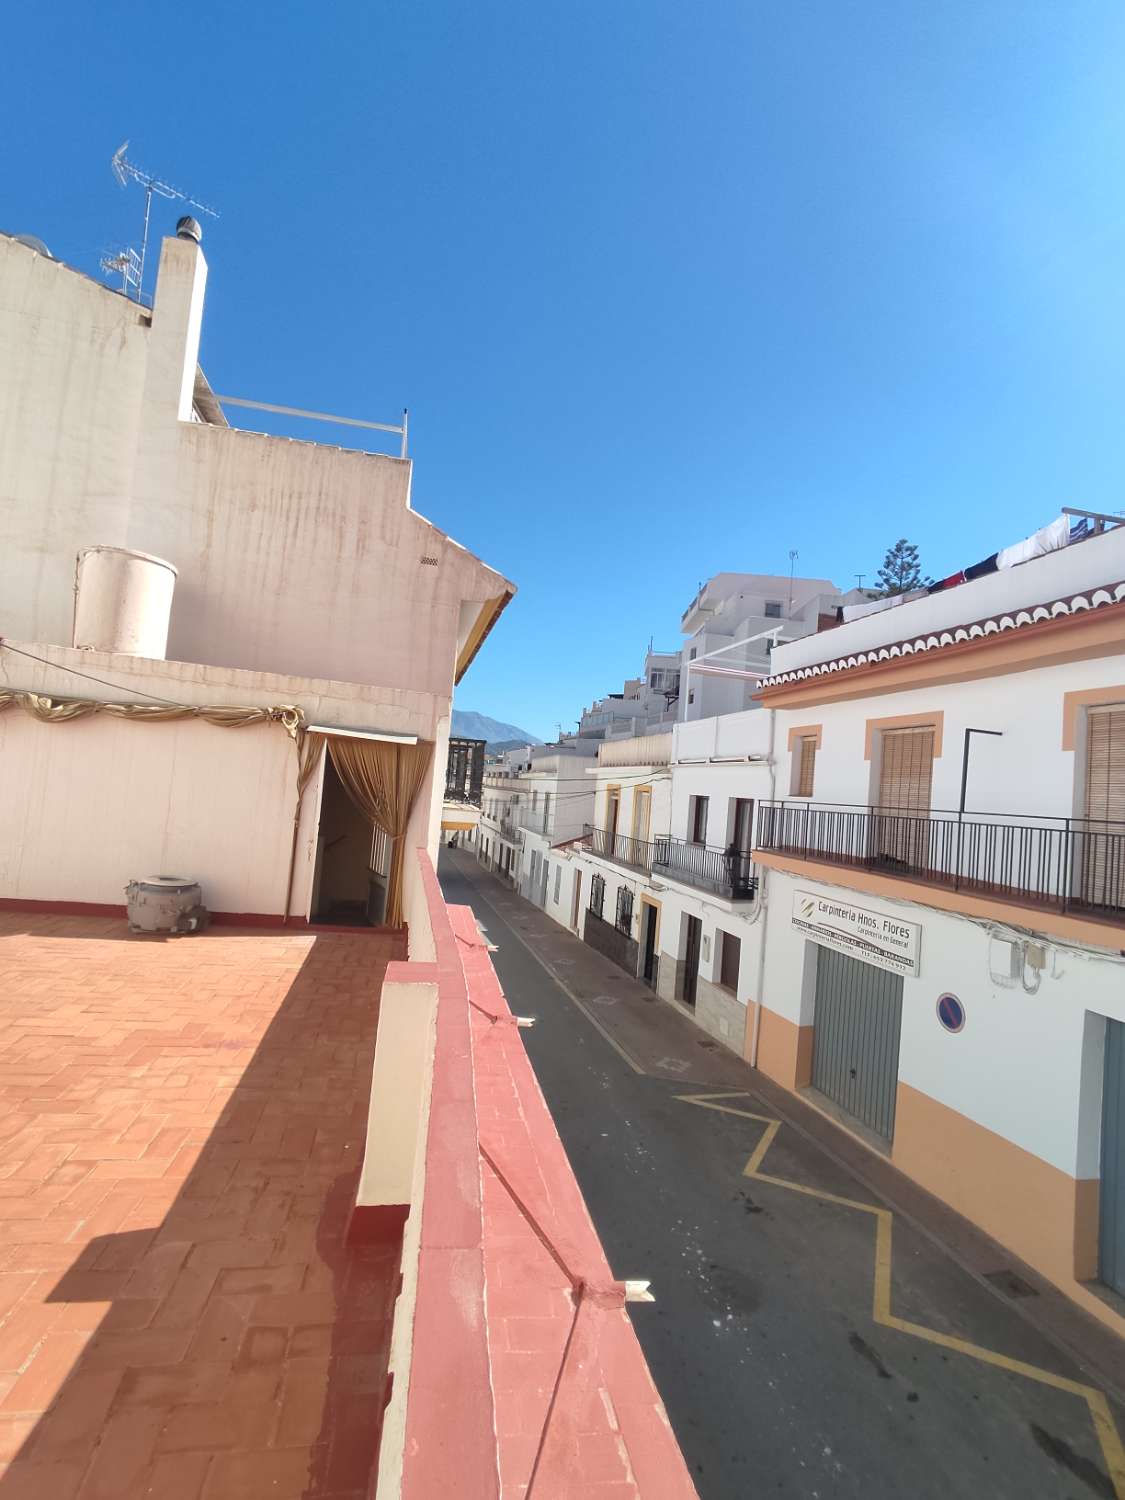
[983,1269,1038,1299]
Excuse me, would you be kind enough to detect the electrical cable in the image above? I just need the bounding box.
[0,640,191,709]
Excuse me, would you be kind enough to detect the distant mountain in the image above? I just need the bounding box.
[452,710,543,750]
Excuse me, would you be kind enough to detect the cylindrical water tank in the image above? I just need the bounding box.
[72,546,178,659]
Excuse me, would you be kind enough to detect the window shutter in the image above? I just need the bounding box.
[877,727,935,813]
[797,737,817,797]
[1086,708,1125,822]
[1083,707,1125,909]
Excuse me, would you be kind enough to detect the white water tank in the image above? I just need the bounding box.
[73,546,178,658]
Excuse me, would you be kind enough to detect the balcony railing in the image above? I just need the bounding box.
[652,836,758,901]
[756,801,1125,924]
[581,824,653,872]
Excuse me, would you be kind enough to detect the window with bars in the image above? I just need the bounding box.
[791,737,817,797]
[589,873,605,918]
[616,885,634,935]
[554,865,562,904]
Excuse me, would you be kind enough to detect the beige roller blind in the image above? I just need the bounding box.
[796,737,817,797]
[1083,707,1125,911]
[1086,707,1125,823]
[877,727,935,813]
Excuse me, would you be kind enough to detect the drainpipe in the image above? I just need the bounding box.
[749,704,777,1070]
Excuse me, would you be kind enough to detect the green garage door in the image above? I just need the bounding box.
[812,945,904,1141]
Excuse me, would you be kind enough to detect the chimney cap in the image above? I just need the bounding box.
[175,215,202,244]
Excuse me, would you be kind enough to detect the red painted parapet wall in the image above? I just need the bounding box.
[396,852,698,1500]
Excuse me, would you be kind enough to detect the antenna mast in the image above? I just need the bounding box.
[102,142,219,302]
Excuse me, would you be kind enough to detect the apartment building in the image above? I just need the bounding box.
[514,741,597,906]
[578,648,681,740]
[749,519,1125,1324]
[570,733,673,983]
[680,571,876,720]
[478,744,536,879]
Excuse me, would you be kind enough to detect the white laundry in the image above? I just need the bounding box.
[996,514,1070,571]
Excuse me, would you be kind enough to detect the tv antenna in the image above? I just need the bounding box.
[787,548,798,613]
[102,142,219,302]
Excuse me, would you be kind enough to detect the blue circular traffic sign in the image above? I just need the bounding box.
[936,993,965,1033]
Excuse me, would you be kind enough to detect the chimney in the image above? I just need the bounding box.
[147,228,208,423]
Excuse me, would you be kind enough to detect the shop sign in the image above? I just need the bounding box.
[792,890,921,978]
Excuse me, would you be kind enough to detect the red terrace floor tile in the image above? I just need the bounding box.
[0,916,404,1498]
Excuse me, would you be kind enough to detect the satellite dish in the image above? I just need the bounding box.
[10,234,53,258]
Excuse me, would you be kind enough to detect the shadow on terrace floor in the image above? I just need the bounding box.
[0,915,406,1500]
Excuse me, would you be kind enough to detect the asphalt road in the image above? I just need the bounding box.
[439,851,1124,1500]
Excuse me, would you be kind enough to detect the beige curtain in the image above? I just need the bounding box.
[326,736,433,928]
[0,690,303,738]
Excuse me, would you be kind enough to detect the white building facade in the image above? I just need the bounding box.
[0,228,513,930]
[751,524,1125,1327]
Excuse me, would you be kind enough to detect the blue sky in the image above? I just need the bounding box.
[7,2,1125,739]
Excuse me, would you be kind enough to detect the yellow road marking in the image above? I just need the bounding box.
[678,1091,1125,1499]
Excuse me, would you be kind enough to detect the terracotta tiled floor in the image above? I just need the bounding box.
[0,915,404,1500]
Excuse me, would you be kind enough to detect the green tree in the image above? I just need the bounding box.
[875,538,931,596]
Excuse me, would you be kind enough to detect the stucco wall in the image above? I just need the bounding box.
[0,642,452,920]
[0,234,510,701]
[771,650,1125,823]
[758,865,1125,1179]
[0,710,296,914]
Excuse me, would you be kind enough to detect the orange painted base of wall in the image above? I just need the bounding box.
[749,1004,814,1089]
[892,1083,1101,1293]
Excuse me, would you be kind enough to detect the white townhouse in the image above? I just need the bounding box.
[514,742,597,907]
[750,517,1125,1326]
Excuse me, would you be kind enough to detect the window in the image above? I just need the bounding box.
[543,791,552,829]
[764,600,783,618]
[1084,706,1125,907]
[689,648,697,661]
[616,885,634,935]
[793,736,817,797]
[875,725,935,866]
[719,931,741,992]
[688,690,695,704]
[690,795,709,844]
[632,786,652,843]
[589,873,605,917]
[554,865,562,904]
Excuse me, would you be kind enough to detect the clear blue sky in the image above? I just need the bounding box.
[7,3,1125,739]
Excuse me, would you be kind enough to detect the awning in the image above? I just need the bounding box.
[306,723,418,745]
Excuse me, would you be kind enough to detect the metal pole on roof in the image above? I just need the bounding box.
[400,409,409,459]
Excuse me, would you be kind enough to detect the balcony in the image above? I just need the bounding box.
[652,835,758,901]
[581,823,654,872]
[520,809,554,837]
[755,801,1125,925]
[445,736,486,807]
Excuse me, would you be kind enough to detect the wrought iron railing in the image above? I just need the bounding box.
[651,836,758,900]
[755,801,1125,922]
[581,824,654,872]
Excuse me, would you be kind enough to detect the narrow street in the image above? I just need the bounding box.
[440,848,1125,1500]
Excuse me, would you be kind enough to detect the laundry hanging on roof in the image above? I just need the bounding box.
[927,569,967,595]
[996,514,1070,571]
[963,553,998,581]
